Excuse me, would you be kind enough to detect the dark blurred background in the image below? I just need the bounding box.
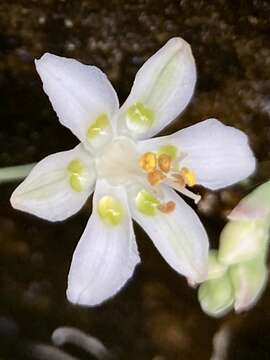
[0,0,270,359]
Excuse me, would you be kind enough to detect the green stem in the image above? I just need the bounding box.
[0,163,35,184]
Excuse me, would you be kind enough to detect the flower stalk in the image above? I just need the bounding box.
[0,163,35,184]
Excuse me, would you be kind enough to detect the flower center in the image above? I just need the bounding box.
[96,137,141,186]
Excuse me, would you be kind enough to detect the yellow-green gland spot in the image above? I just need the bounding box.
[126,102,155,133]
[87,113,109,142]
[158,144,177,159]
[136,190,160,216]
[98,195,124,226]
[67,160,87,192]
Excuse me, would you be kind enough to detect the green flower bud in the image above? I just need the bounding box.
[229,180,270,221]
[218,220,269,266]
[198,272,234,318]
[230,256,268,313]
[207,250,228,280]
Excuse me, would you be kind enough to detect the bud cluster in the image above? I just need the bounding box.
[198,181,270,317]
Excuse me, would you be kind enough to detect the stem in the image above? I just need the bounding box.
[0,163,35,184]
[52,327,112,360]
[27,344,78,360]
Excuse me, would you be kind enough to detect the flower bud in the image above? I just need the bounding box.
[207,250,228,280]
[218,220,269,266]
[198,272,234,318]
[229,180,270,221]
[230,256,268,313]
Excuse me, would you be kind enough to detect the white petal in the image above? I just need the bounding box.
[117,37,196,140]
[137,119,256,190]
[67,180,140,306]
[10,145,96,222]
[129,185,208,283]
[35,53,119,150]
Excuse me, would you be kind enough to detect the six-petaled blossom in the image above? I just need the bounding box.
[10,38,256,306]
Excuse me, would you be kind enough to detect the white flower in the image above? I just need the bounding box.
[10,38,256,306]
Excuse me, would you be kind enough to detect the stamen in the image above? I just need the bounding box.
[171,173,185,187]
[135,189,176,215]
[158,201,176,213]
[139,150,201,206]
[158,154,172,173]
[179,167,197,187]
[148,169,166,186]
[180,187,201,204]
[139,152,157,172]
[158,144,177,159]
[171,180,201,204]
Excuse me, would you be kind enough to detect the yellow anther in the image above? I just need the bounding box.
[147,169,166,186]
[158,154,172,173]
[180,167,197,187]
[158,201,176,214]
[139,152,157,173]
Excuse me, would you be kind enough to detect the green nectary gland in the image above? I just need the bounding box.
[135,189,160,216]
[67,159,87,192]
[126,102,155,131]
[87,113,109,142]
[98,195,124,226]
